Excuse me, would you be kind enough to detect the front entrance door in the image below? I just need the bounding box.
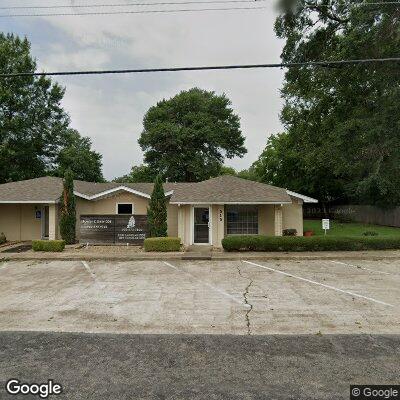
[193,207,210,244]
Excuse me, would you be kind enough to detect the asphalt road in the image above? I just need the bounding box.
[1,332,399,400]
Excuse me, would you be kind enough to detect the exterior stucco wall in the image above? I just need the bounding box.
[0,204,42,241]
[75,193,181,240]
[75,193,150,240]
[183,205,191,245]
[282,198,304,236]
[259,205,275,236]
[167,204,179,237]
[177,205,191,245]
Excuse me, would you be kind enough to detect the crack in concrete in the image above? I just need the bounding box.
[237,264,253,335]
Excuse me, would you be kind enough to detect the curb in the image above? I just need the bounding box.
[2,252,400,262]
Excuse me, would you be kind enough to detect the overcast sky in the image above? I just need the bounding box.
[2,0,285,180]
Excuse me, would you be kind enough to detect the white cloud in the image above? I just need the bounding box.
[8,1,285,179]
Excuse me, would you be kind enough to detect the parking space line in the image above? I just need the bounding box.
[163,261,249,308]
[330,260,392,275]
[243,260,394,308]
[81,261,96,281]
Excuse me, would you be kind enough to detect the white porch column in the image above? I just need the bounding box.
[177,206,185,245]
[48,204,58,240]
[274,205,283,236]
[216,205,224,248]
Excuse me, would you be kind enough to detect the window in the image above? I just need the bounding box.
[117,203,133,214]
[226,205,258,235]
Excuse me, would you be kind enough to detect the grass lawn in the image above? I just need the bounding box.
[303,219,400,237]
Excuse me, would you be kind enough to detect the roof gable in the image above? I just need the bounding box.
[170,175,292,204]
[0,175,317,204]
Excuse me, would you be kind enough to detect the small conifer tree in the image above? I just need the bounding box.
[59,169,76,244]
[147,175,168,237]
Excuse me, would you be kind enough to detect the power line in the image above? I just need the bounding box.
[0,0,397,17]
[1,57,399,78]
[0,0,264,9]
[3,0,398,10]
[0,5,266,17]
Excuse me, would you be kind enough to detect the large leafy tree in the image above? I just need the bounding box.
[0,33,69,183]
[113,164,156,183]
[54,129,104,182]
[0,33,103,183]
[260,0,400,206]
[138,88,247,182]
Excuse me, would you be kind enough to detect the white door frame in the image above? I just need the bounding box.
[41,205,49,240]
[191,205,212,245]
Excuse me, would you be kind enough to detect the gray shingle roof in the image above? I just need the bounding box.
[0,175,292,204]
[0,177,63,202]
[169,175,291,204]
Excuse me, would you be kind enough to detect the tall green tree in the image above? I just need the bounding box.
[147,175,168,237]
[113,164,157,183]
[263,0,400,206]
[59,169,76,244]
[54,129,104,182]
[0,33,69,183]
[138,88,247,182]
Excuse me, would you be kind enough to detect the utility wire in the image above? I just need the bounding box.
[0,0,265,9]
[0,0,398,16]
[2,0,399,10]
[1,57,399,78]
[0,5,266,17]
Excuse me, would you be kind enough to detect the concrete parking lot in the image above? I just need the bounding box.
[0,258,399,335]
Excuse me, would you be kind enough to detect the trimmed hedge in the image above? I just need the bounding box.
[144,237,181,252]
[32,240,66,252]
[222,235,400,252]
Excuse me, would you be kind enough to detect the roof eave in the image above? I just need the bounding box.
[170,201,292,205]
[286,190,318,203]
[74,187,174,201]
[0,200,59,204]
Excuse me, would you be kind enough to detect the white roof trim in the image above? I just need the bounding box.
[74,186,174,201]
[170,201,292,205]
[0,200,58,204]
[286,190,318,203]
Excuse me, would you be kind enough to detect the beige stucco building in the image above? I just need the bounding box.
[0,175,317,248]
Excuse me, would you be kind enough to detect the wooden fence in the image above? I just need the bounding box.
[304,205,400,227]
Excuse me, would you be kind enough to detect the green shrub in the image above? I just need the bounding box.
[221,235,400,252]
[32,240,66,252]
[363,231,378,236]
[144,237,181,252]
[0,232,6,245]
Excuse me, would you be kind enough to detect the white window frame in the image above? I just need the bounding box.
[190,205,212,245]
[116,203,134,215]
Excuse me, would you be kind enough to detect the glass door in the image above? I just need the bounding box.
[193,207,210,244]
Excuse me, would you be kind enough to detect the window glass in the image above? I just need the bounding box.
[117,203,133,214]
[226,205,258,235]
